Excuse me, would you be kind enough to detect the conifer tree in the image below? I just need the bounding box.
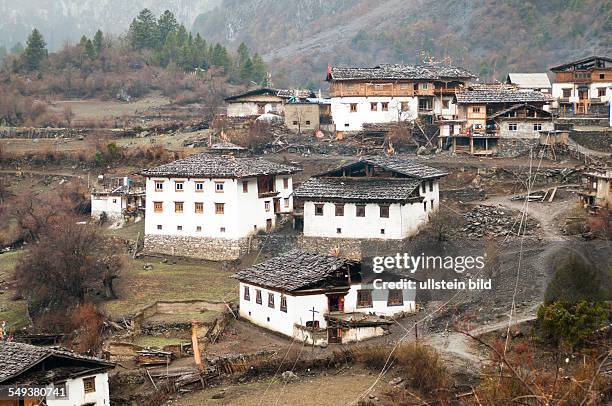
[24,29,47,71]
[93,30,104,54]
[129,9,158,50]
[157,10,178,48]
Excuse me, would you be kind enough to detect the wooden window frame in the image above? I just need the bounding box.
[356,204,366,217]
[356,289,373,308]
[381,102,389,111]
[265,201,271,212]
[387,289,404,306]
[284,198,289,208]
[283,178,289,189]
[154,181,164,192]
[195,181,204,192]
[400,101,409,111]
[349,103,357,113]
[379,204,389,218]
[429,180,434,192]
[268,293,275,308]
[314,204,324,216]
[508,123,518,131]
[335,203,344,216]
[562,88,571,98]
[256,289,262,305]
[533,123,542,131]
[370,102,377,111]
[195,202,204,214]
[280,295,287,312]
[175,181,184,192]
[242,181,249,193]
[244,286,250,301]
[153,201,163,213]
[472,107,481,113]
[83,377,96,394]
[215,203,225,214]
[215,182,224,193]
[597,87,606,97]
[174,201,184,213]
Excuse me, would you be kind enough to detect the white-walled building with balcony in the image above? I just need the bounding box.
[234,250,416,345]
[141,153,300,260]
[293,156,447,240]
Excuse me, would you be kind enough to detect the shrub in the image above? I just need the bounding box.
[544,254,611,303]
[537,300,608,348]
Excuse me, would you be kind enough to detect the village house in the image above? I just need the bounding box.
[234,250,415,346]
[579,167,612,211]
[550,55,612,115]
[326,63,475,136]
[141,153,300,260]
[90,175,145,221]
[0,341,114,406]
[293,156,447,240]
[224,87,314,117]
[506,73,552,93]
[438,89,552,156]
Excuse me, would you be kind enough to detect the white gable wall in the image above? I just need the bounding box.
[47,372,110,406]
[330,96,418,132]
[91,195,125,219]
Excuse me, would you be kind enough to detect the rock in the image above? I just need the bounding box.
[211,392,225,399]
[143,263,153,270]
[416,146,428,155]
[389,377,404,386]
[281,371,299,383]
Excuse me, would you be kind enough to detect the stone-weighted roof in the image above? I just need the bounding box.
[319,156,448,180]
[142,153,300,178]
[233,250,352,292]
[294,177,421,203]
[327,63,475,81]
[209,141,245,151]
[455,90,550,104]
[0,341,113,384]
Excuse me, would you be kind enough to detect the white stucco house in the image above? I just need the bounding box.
[224,88,314,117]
[293,156,447,240]
[0,341,114,406]
[234,250,416,345]
[90,176,145,221]
[326,63,474,134]
[141,153,300,260]
[506,73,552,93]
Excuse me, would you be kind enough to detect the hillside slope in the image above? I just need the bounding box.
[193,0,612,86]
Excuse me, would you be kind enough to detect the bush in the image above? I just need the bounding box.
[544,254,611,303]
[537,300,608,348]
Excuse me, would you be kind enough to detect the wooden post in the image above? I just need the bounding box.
[309,307,319,352]
[415,322,418,341]
[191,320,202,370]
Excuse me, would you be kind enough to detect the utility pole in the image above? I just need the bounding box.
[309,307,319,352]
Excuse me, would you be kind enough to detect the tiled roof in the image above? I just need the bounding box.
[455,90,550,104]
[489,103,552,119]
[319,156,448,180]
[0,342,113,383]
[225,88,314,102]
[293,177,421,203]
[209,141,245,150]
[142,153,300,178]
[233,250,352,292]
[328,63,475,81]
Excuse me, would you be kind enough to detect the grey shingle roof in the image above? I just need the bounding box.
[233,250,351,292]
[489,103,552,119]
[294,177,421,203]
[319,156,448,180]
[455,90,550,104]
[327,63,475,81]
[142,153,300,178]
[209,141,245,150]
[0,342,113,383]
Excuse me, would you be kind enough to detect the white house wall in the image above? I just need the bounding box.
[552,82,612,103]
[47,372,110,406]
[330,97,418,131]
[227,102,284,117]
[91,195,125,219]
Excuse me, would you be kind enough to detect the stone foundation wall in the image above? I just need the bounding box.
[497,138,539,157]
[144,234,250,261]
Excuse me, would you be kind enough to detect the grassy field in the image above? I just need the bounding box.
[103,256,238,319]
[0,250,29,330]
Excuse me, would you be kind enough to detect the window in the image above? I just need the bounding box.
[175,181,184,192]
[177,225,182,231]
[336,228,342,234]
[423,200,427,211]
[374,84,383,90]
[381,102,389,111]
[442,99,450,109]
[153,201,163,213]
[305,120,311,125]
[379,205,389,218]
[533,123,542,131]
[381,228,385,235]
[283,178,289,189]
[306,320,320,328]
[215,203,224,214]
[256,289,262,304]
[220,227,225,233]
[508,123,518,131]
[195,202,203,213]
[344,123,350,127]
[400,101,409,111]
[357,289,373,308]
[265,201,270,212]
[242,181,249,193]
[293,121,298,125]
[284,198,289,208]
[598,87,606,97]
[268,293,275,308]
[430,199,434,210]
[157,224,162,230]
[195,182,204,192]
[155,181,164,191]
[562,88,571,98]
[350,103,357,112]
[335,203,344,216]
[472,107,481,113]
[356,204,366,217]
[429,180,434,192]
[280,295,287,312]
[196,226,202,232]
[421,182,426,193]
[420,83,429,90]
[112,198,117,203]
[244,286,250,300]
[370,102,377,111]
[174,201,183,213]
[600,73,605,80]
[387,289,404,306]
[215,182,224,193]
[83,377,96,394]
[315,204,324,216]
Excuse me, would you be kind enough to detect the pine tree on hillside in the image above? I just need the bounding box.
[93,30,104,54]
[251,53,267,85]
[24,29,47,71]
[84,39,96,60]
[157,10,178,47]
[237,42,250,67]
[129,8,158,50]
[240,57,254,81]
[211,43,230,69]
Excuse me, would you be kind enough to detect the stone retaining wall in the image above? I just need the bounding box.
[497,138,540,157]
[144,234,250,261]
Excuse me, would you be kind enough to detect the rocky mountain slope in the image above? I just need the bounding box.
[193,0,611,86]
[0,0,220,50]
